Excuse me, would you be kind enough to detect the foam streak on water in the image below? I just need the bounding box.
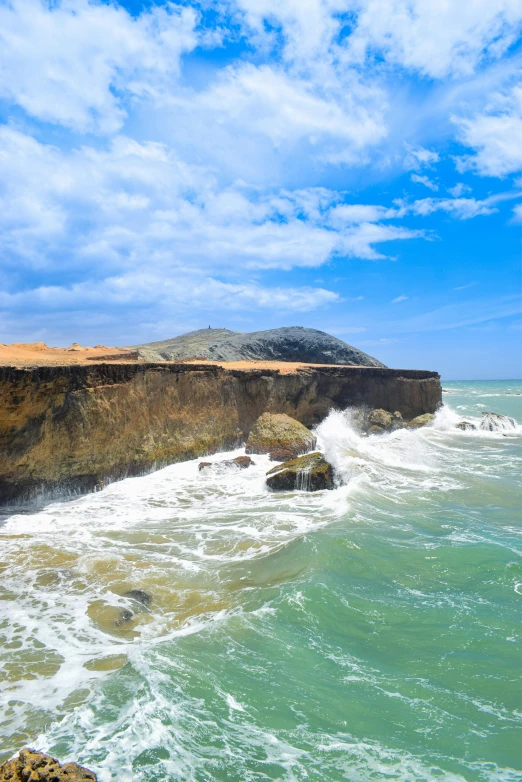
[0,380,521,781]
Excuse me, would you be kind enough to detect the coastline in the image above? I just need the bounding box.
[0,362,441,504]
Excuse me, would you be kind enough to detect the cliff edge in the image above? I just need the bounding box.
[0,363,441,504]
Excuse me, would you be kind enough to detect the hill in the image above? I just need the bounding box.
[134,327,385,367]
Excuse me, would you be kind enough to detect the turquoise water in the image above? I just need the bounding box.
[1,381,521,781]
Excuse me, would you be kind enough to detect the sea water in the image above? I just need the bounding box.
[0,381,521,781]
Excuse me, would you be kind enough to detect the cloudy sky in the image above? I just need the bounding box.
[0,0,521,378]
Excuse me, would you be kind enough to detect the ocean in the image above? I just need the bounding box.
[1,381,521,781]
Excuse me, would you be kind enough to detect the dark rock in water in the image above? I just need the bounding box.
[266,452,334,492]
[114,608,133,627]
[134,326,385,367]
[229,455,255,469]
[456,420,477,431]
[0,749,97,781]
[199,456,255,471]
[123,589,152,608]
[246,413,316,457]
[269,447,295,462]
[479,412,517,431]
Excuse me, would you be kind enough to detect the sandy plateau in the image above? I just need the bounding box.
[0,341,360,373]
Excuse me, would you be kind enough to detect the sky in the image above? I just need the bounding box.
[0,0,521,379]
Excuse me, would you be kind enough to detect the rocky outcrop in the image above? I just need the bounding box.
[0,363,441,503]
[246,413,316,457]
[0,749,97,781]
[479,412,517,431]
[135,326,385,367]
[266,452,334,491]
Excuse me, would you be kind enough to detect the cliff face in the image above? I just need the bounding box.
[0,363,441,503]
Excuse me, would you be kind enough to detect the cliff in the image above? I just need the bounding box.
[0,363,441,503]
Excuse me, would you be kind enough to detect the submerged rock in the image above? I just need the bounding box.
[123,589,152,608]
[246,413,316,457]
[199,456,255,471]
[0,749,97,781]
[479,412,517,431]
[406,413,435,428]
[266,452,334,492]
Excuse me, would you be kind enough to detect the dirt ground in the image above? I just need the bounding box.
[0,342,354,373]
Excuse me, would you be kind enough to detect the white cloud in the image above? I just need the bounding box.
[404,190,522,220]
[512,203,522,222]
[392,295,408,303]
[410,174,438,191]
[345,0,522,79]
[448,183,472,197]
[0,126,428,331]
[0,0,198,133]
[455,84,522,177]
[404,146,440,171]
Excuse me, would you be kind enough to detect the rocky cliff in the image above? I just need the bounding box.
[0,363,441,503]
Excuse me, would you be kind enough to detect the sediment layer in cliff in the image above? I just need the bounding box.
[0,363,441,503]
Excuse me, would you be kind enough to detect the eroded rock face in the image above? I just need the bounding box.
[266,452,334,492]
[0,749,97,781]
[246,413,316,458]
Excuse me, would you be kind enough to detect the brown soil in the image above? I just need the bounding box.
[0,342,360,373]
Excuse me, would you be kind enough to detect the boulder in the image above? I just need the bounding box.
[368,408,394,430]
[366,409,404,434]
[266,452,334,492]
[406,413,435,428]
[199,456,255,471]
[479,412,517,431]
[269,447,295,462]
[123,589,152,608]
[246,413,316,458]
[0,749,97,781]
[229,455,255,469]
[456,421,477,431]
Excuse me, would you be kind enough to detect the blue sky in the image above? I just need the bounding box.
[0,0,521,378]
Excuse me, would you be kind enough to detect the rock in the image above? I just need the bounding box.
[199,456,255,471]
[228,455,255,469]
[406,413,435,428]
[266,452,334,492]
[0,749,97,781]
[456,421,477,431]
[123,589,152,608]
[368,408,394,430]
[114,608,133,627]
[479,412,517,431]
[366,408,404,434]
[269,447,295,462]
[246,413,316,457]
